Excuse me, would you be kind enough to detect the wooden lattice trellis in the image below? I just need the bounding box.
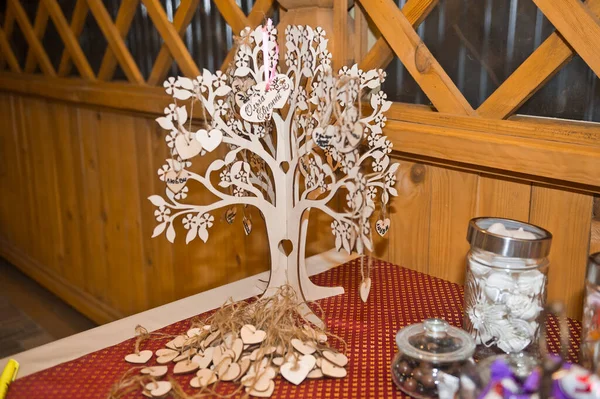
[0,0,598,189]
[1,0,598,121]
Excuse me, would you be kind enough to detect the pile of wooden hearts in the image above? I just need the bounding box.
[125,324,349,398]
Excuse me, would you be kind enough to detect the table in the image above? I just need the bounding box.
[4,256,581,398]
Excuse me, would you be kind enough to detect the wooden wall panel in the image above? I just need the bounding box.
[476,176,531,221]
[0,91,596,321]
[135,117,177,308]
[386,160,431,271]
[529,186,593,319]
[77,108,110,307]
[428,168,478,283]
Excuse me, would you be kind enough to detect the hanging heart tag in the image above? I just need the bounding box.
[165,170,188,193]
[360,277,372,302]
[313,126,335,149]
[240,74,292,122]
[242,216,252,235]
[175,134,202,160]
[375,218,390,237]
[225,207,237,224]
[195,129,223,152]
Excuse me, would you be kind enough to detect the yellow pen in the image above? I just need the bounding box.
[0,359,19,399]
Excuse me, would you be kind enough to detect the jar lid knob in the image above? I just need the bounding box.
[423,318,448,338]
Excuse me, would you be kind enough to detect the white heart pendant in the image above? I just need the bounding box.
[240,74,292,122]
[375,218,390,237]
[360,277,372,303]
[280,354,316,385]
[196,128,222,152]
[124,350,153,364]
[165,170,188,193]
[313,126,334,149]
[175,134,202,160]
[144,381,172,397]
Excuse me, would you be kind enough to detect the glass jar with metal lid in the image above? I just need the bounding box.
[463,217,552,358]
[581,252,600,372]
[391,318,475,399]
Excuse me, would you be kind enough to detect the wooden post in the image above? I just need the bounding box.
[278,0,354,68]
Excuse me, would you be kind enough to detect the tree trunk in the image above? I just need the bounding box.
[262,212,326,328]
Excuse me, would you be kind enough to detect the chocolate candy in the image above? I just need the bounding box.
[392,354,464,399]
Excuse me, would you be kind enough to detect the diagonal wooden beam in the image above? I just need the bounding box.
[333,0,349,71]
[214,0,251,35]
[359,0,475,115]
[141,0,200,78]
[24,2,50,73]
[0,4,16,70]
[57,0,89,76]
[0,25,21,73]
[219,0,274,71]
[41,0,95,80]
[358,0,438,71]
[479,0,600,119]
[8,0,56,76]
[533,0,600,79]
[147,0,200,86]
[353,2,369,63]
[86,0,144,84]
[97,0,139,81]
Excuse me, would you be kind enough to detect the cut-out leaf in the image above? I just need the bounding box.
[148,195,166,207]
[156,117,174,130]
[166,224,176,243]
[152,222,167,238]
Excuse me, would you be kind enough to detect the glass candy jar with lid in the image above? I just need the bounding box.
[391,318,476,399]
[464,217,552,357]
[581,252,600,372]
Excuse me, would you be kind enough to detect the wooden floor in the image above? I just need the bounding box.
[0,258,96,358]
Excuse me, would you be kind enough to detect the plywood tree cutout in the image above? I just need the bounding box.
[149,24,398,324]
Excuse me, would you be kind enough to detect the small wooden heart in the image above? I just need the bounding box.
[321,358,347,378]
[237,358,251,381]
[140,366,168,377]
[246,380,275,397]
[313,127,333,149]
[155,348,177,357]
[242,217,252,235]
[191,368,217,388]
[202,331,220,348]
[219,361,241,381]
[192,347,214,369]
[307,368,324,379]
[144,381,172,397]
[124,350,152,364]
[375,218,390,237]
[323,350,349,367]
[187,327,202,338]
[225,207,237,224]
[173,348,197,362]
[156,351,178,364]
[174,359,199,374]
[291,338,316,355]
[165,170,188,194]
[280,354,316,385]
[360,277,372,303]
[166,335,187,350]
[232,338,244,362]
[240,325,267,345]
[175,134,202,160]
[243,366,276,390]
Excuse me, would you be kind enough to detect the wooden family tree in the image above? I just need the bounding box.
[149,23,399,323]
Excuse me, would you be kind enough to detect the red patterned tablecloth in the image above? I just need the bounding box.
[7,259,581,398]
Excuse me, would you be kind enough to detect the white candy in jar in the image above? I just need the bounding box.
[465,219,550,355]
